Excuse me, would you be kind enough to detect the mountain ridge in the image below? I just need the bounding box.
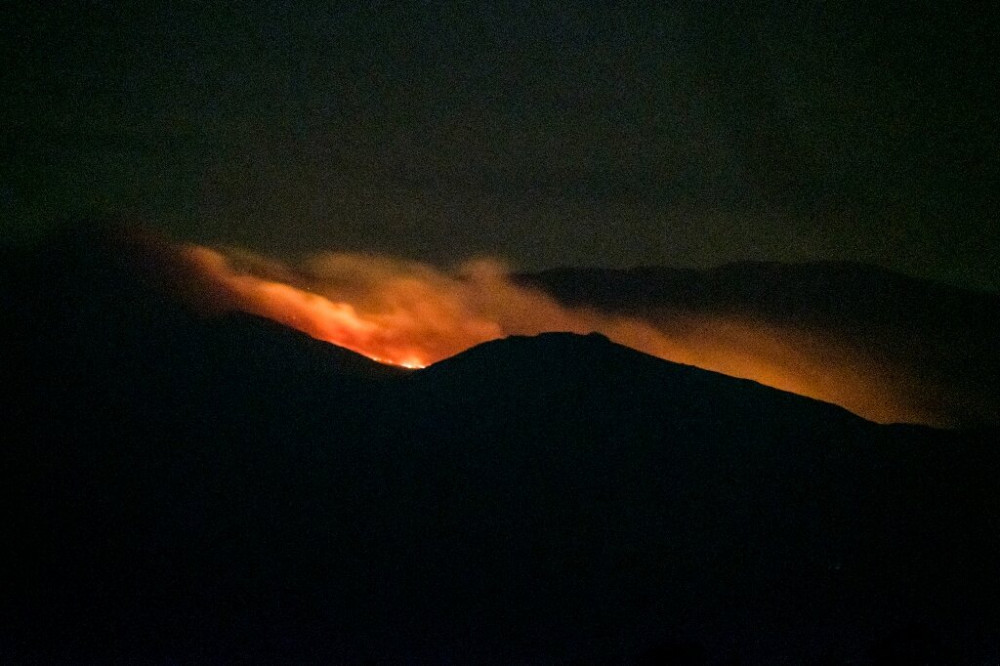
[3,227,999,662]
[519,262,1000,429]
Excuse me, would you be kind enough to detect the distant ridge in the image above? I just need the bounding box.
[520,262,1000,429]
[519,260,999,320]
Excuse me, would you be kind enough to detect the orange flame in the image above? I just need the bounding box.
[177,244,935,426]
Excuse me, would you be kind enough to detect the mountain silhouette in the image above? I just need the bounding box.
[520,263,1000,428]
[2,226,998,663]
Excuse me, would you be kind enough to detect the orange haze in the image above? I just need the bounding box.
[175,244,924,425]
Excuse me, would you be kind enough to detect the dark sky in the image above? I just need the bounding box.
[3,1,997,289]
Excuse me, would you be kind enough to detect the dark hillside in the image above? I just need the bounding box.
[520,263,1000,429]
[1,232,998,662]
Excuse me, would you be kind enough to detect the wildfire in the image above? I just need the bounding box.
[181,246,503,368]
[172,243,931,426]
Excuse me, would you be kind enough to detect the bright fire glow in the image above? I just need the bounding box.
[172,243,937,426]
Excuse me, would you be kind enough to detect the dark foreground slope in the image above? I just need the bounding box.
[2,233,999,663]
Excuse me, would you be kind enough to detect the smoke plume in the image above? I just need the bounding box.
[173,243,928,425]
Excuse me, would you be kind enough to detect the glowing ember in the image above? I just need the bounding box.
[174,243,933,426]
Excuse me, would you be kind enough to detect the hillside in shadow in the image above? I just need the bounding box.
[2,228,998,663]
[520,263,1000,429]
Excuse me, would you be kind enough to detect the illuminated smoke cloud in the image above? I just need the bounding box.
[182,245,673,368]
[173,242,933,426]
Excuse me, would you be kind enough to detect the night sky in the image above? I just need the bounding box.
[3,1,997,290]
